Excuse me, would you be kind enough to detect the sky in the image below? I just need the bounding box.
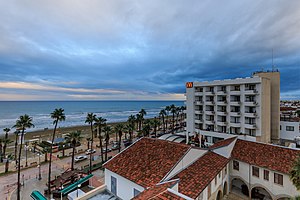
[0,0,299,100]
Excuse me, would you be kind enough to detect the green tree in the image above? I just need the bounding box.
[13,114,34,200]
[114,124,124,152]
[159,109,166,133]
[103,126,111,161]
[48,108,65,194]
[4,153,14,173]
[85,113,96,174]
[165,106,171,132]
[290,155,300,190]
[2,128,10,163]
[65,131,83,171]
[151,117,161,138]
[13,130,20,167]
[142,121,151,137]
[170,104,177,134]
[125,123,134,141]
[95,117,106,163]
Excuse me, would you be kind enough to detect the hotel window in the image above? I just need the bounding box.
[233,160,239,171]
[218,172,221,178]
[264,170,269,181]
[215,177,217,185]
[274,173,283,185]
[252,166,259,177]
[286,126,294,131]
[225,166,227,175]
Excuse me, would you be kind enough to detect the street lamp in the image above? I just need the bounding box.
[62,144,65,157]
[60,185,64,200]
[77,184,81,197]
[37,153,42,180]
[25,143,29,167]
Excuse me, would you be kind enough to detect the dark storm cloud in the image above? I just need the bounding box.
[0,0,299,100]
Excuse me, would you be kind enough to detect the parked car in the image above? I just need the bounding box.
[102,148,112,153]
[111,143,120,150]
[85,149,96,155]
[124,140,133,147]
[74,155,87,162]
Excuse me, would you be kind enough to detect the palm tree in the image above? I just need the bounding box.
[151,117,161,138]
[103,126,111,161]
[4,153,13,173]
[48,108,65,194]
[142,122,151,137]
[170,104,177,133]
[125,123,134,141]
[13,130,20,167]
[290,155,300,190]
[85,113,96,174]
[2,128,10,163]
[159,109,166,133]
[139,109,147,129]
[13,114,34,200]
[114,124,124,152]
[43,147,50,162]
[136,113,143,131]
[95,117,106,163]
[65,131,82,171]
[0,139,3,163]
[165,106,171,132]
[2,138,12,163]
[86,138,92,150]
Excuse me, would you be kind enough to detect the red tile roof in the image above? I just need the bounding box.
[104,138,190,188]
[280,107,297,111]
[153,190,186,200]
[174,151,229,199]
[209,137,237,149]
[232,139,300,174]
[133,180,183,200]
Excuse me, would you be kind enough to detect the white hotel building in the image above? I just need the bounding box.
[185,71,280,144]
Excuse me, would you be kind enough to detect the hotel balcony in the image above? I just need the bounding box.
[206,101,215,105]
[216,90,227,95]
[244,101,258,107]
[205,110,215,115]
[244,89,258,95]
[230,101,241,106]
[206,120,215,125]
[217,100,227,105]
[195,101,203,105]
[205,91,215,95]
[230,121,241,127]
[195,92,203,96]
[217,111,227,116]
[195,110,203,114]
[244,112,257,118]
[229,90,241,95]
[195,119,203,124]
[217,121,227,126]
[245,123,257,129]
[230,111,241,116]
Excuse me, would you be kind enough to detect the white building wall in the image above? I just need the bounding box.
[230,160,300,198]
[186,85,195,136]
[280,121,300,141]
[105,169,145,200]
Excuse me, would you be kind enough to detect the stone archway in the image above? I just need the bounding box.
[251,186,272,200]
[223,182,228,195]
[231,178,249,197]
[216,190,222,200]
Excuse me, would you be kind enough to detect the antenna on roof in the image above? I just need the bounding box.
[272,48,274,71]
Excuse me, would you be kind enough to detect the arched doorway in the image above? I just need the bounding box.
[231,178,249,197]
[251,187,272,200]
[223,182,228,195]
[216,190,222,200]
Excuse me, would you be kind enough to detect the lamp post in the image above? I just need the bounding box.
[25,143,29,167]
[77,184,81,197]
[60,185,64,200]
[37,153,42,180]
[62,144,65,157]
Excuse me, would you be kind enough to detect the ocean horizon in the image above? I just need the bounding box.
[0,100,184,134]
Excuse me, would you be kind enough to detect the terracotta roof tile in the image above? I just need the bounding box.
[104,138,190,188]
[209,137,237,149]
[174,151,229,199]
[232,139,300,174]
[132,180,181,200]
[280,107,297,111]
[153,190,186,200]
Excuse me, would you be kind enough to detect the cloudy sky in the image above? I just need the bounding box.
[0,0,299,100]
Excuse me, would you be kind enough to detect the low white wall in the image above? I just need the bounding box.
[105,169,145,200]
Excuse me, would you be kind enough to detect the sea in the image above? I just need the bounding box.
[0,101,184,134]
